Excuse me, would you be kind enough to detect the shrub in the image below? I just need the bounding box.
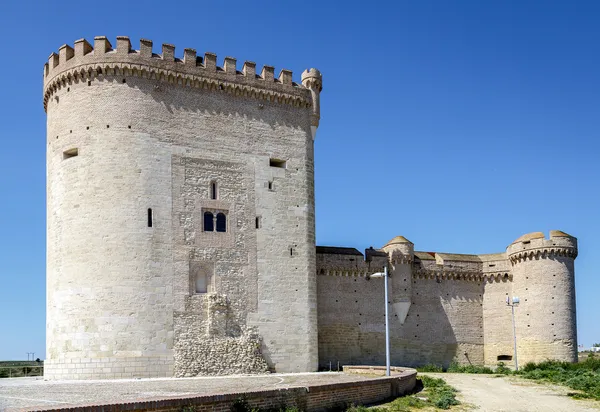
[355,376,460,411]
[447,361,493,374]
[417,364,443,372]
[420,376,459,410]
[230,398,260,412]
[495,362,512,375]
[516,359,600,400]
[430,388,460,409]
[420,375,446,388]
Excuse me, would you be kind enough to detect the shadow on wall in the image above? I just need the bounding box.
[318,275,485,369]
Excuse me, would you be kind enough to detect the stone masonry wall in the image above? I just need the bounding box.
[480,254,514,366]
[317,249,484,369]
[174,294,268,376]
[46,37,319,378]
[318,232,577,369]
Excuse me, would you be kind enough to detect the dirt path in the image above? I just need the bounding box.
[423,373,600,412]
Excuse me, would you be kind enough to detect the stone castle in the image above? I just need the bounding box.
[43,36,578,380]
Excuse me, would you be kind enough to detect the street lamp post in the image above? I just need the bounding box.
[507,296,520,371]
[370,265,390,376]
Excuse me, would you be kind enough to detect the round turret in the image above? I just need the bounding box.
[301,68,323,91]
[506,230,578,363]
[382,236,414,324]
[301,68,323,134]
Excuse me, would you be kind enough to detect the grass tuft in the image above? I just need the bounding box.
[348,376,460,411]
[446,361,494,374]
[417,364,444,373]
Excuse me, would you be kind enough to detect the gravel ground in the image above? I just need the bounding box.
[0,372,378,411]
[423,373,600,412]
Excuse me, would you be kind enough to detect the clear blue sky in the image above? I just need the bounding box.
[0,0,598,360]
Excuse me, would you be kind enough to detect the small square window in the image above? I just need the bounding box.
[269,158,286,168]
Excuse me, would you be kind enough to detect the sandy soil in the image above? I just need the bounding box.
[423,373,600,412]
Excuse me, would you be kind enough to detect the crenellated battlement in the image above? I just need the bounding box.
[412,268,511,282]
[506,230,578,264]
[43,36,322,113]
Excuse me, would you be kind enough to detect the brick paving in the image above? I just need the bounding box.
[0,372,379,411]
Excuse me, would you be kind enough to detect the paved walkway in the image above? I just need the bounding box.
[0,372,378,411]
[425,373,600,412]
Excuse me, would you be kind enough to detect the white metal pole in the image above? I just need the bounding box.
[384,265,390,376]
[511,304,519,371]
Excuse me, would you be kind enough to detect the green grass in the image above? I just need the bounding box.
[417,364,444,373]
[346,376,460,411]
[417,361,507,374]
[414,354,600,401]
[515,354,600,400]
[446,362,494,374]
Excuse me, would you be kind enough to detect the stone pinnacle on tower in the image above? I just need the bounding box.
[301,68,323,139]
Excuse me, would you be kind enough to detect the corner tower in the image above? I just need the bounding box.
[44,36,322,379]
[506,231,578,363]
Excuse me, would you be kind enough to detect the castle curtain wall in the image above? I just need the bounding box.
[317,231,577,369]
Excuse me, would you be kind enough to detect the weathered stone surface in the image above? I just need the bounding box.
[45,36,320,379]
[317,231,578,369]
[173,293,269,376]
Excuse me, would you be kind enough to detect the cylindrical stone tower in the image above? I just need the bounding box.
[506,230,578,364]
[382,236,414,324]
[44,36,322,379]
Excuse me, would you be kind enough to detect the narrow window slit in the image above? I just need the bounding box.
[211,181,218,200]
[147,208,153,227]
[63,148,78,160]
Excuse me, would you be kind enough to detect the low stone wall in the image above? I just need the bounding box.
[24,372,417,412]
[343,365,417,377]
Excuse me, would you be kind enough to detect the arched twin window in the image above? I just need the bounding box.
[203,211,227,232]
